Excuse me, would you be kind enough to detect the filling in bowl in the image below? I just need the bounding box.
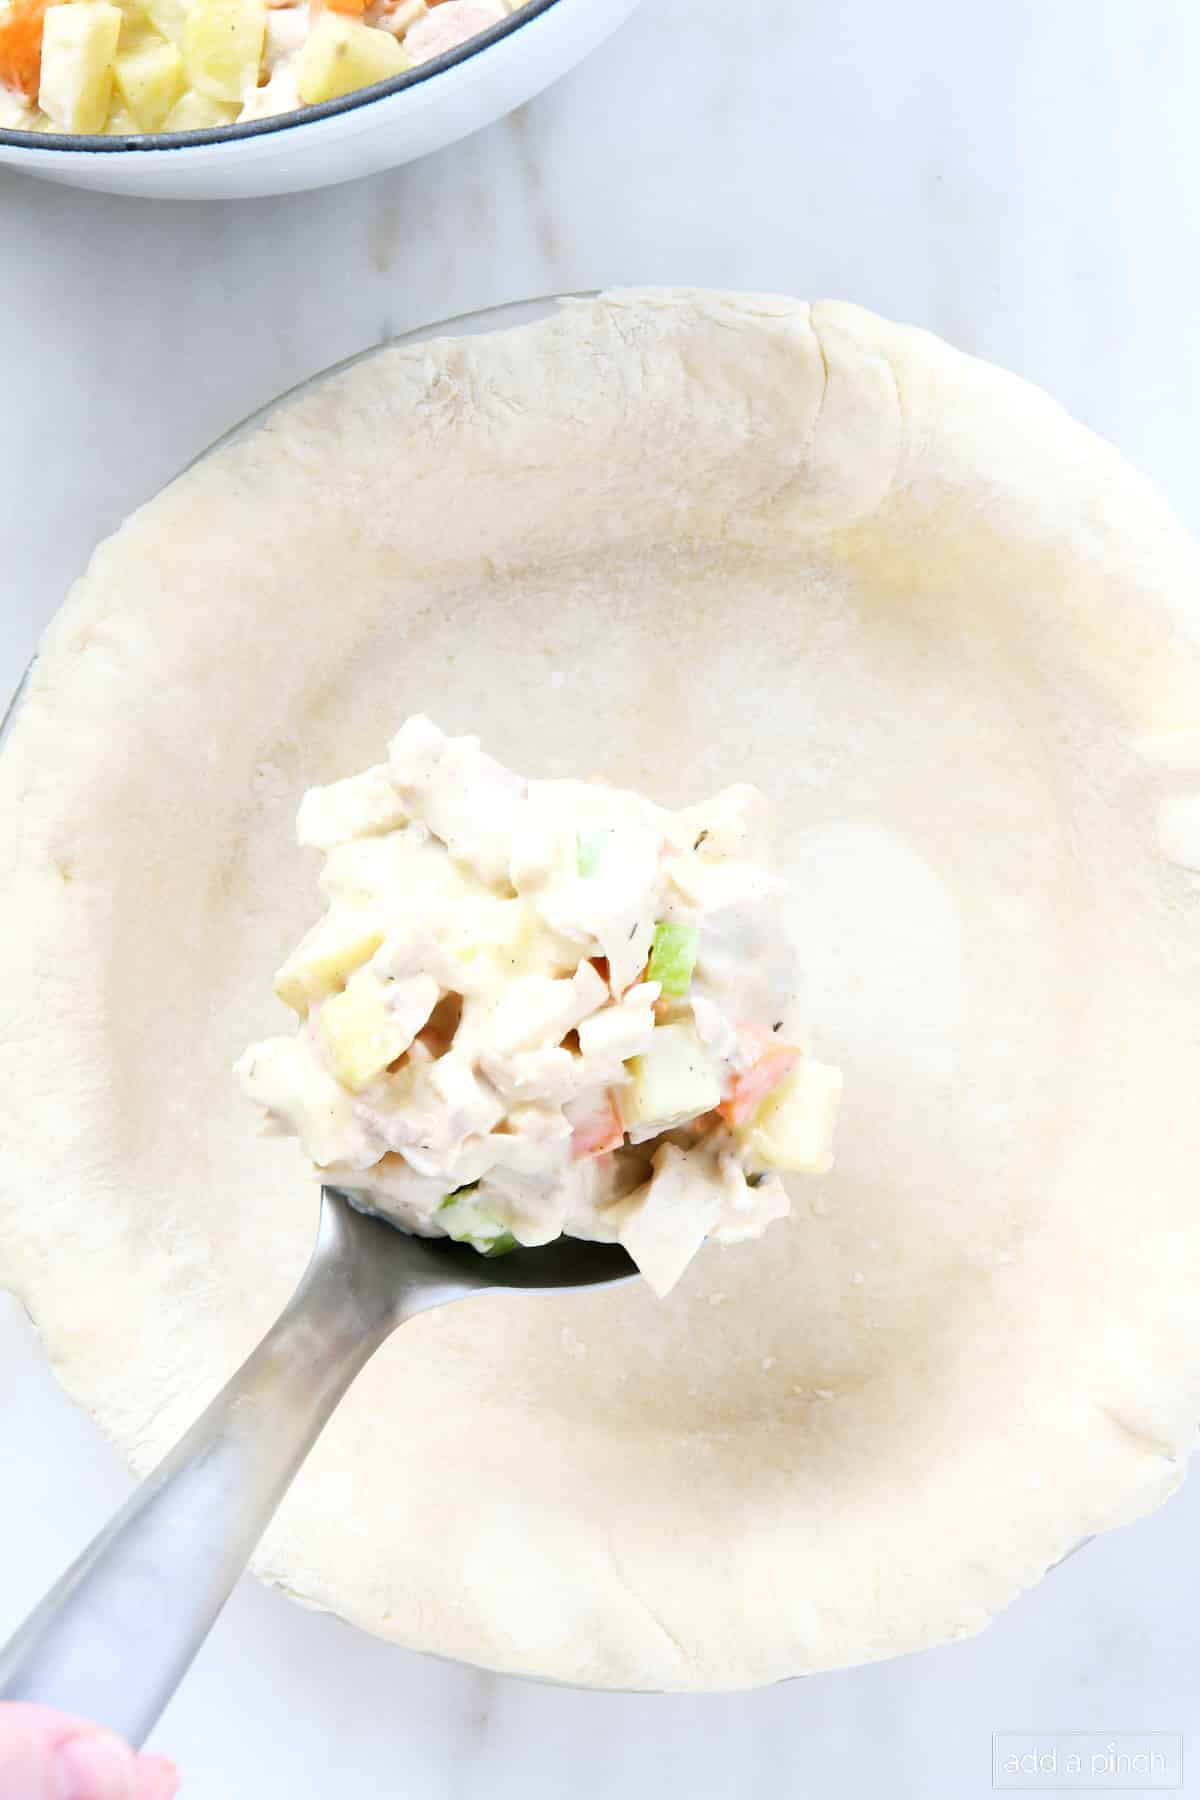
[0,0,525,134]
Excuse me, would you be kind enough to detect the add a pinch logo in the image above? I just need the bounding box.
[993,1734,1183,1790]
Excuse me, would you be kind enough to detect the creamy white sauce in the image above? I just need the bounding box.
[238,716,842,1293]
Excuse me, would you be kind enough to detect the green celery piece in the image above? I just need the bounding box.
[439,1184,479,1205]
[438,1188,516,1258]
[577,829,611,877]
[647,921,701,997]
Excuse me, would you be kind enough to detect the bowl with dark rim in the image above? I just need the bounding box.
[0,0,643,199]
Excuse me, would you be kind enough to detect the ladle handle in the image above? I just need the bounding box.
[0,1200,397,1746]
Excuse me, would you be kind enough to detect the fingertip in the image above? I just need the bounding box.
[135,1754,179,1800]
[55,1729,140,1800]
[0,1700,94,1748]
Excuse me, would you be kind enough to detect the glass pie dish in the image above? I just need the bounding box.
[2,290,1195,1694]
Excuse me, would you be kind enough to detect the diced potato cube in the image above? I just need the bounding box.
[236,1037,355,1167]
[184,0,264,102]
[114,36,183,127]
[319,968,417,1092]
[620,1022,723,1141]
[273,908,385,1013]
[320,831,468,907]
[105,101,140,132]
[741,1058,843,1174]
[161,87,238,127]
[443,894,563,975]
[39,3,122,133]
[144,0,188,45]
[296,12,406,105]
[116,11,163,54]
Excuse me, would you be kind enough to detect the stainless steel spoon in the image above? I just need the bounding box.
[0,1186,634,1742]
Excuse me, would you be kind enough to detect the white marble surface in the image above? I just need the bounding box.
[2,1,1200,1794]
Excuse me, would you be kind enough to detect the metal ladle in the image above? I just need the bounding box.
[0,1187,634,1742]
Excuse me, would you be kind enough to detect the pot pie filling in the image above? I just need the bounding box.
[237,715,843,1295]
[0,0,526,135]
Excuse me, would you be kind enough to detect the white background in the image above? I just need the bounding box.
[2,2,1198,1794]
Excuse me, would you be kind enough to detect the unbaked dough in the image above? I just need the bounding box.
[1,290,1199,1691]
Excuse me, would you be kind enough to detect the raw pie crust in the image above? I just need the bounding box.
[2,290,1199,1691]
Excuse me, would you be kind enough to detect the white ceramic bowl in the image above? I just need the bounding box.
[0,0,641,199]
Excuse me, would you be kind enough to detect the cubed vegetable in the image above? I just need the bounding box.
[236,1038,356,1168]
[143,0,187,44]
[576,829,611,878]
[161,87,238,127]
[479,1231,518,1257]
[647,921,700,998]
[184,0,265,102]
[318,968,410,1092]
[38,2,122,132]
[621,1021,722,1138]
[740,1058,843,1173]
[0,0,51,103]
[296,11,406,105]
[718,1040,801,1128]
[438,1188,517,1257]
[273,910,385,1013]
[115,7,163,53]
[114,35,183,127]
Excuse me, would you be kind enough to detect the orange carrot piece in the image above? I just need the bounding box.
[719,1039,801,1128]
[0,0,49,103]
